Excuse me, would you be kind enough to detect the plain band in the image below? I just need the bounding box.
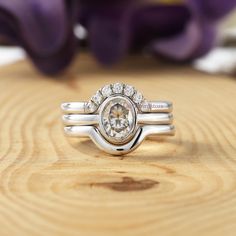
[137,113,173,125]
[64,125,175,137]
[61,101,172,114]
[62,114,98,125]
[63,125,175,155]
[62,113,173,126]
[61,102,86,114]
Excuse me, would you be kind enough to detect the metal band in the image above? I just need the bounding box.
[147,101,172,113]
[137,113,173,125]
[62,113,173,126]
[61,101,172,114]
[64,125,175,155]
[62,114,98,125]
[61,102,86,114]
[64,125,175,137]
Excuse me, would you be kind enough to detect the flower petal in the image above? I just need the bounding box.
[0,0,78,74]
[87,5,133,65]
[151,20,216,60]
[131,5,190,49]
[0,0,70,55]
[0,10,19,43]
[29,32,76,74]
[188,0,236,20]
[191,23,216,58]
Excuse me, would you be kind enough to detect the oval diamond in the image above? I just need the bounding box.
[99,96,137,144]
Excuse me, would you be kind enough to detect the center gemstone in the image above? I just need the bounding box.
[99,96,136,144]
[109,104,129,132]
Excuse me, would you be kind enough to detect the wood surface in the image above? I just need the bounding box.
[0,54,236,236]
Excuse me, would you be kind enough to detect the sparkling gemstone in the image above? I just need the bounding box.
[133,91,143,104]
[92,91,103,104]
[109,104,129,132]
[112,83,123,94]
[100,96,136,144]
[140,100,150,112]
[124,85,135,97]
[86,101,97,113]
[101,85,113,97]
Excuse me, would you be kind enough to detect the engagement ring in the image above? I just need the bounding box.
[61,83,175,155]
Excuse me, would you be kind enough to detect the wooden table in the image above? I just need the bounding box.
[0,54,236,236]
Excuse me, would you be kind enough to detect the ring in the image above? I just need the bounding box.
[61,83,175,155]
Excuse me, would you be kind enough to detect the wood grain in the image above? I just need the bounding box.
[0,54,236,236]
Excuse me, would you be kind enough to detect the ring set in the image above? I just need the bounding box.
[61,83,175,155]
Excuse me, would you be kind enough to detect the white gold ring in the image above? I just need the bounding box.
[61,83,175,155]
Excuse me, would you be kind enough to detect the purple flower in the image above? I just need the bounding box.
[0,0,236,74]
[0,0,78,74]
[81,0,236,64]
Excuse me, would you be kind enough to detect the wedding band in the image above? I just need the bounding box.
[61,83,175,155]
[62,113,173,126]
[61,101,173,114]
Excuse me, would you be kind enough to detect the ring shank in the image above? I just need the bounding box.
[61,101,172,114]
[61,102,86,114]
[62,113,173,126]
[64,125,175,137]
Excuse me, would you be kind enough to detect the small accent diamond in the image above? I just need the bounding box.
[92,91,103,104]
[140,100,150,112]
[101,85,113,97]
[124,85,135,97]
[133,91,143,104]
[85,101,97,113]
[112,83,123,94]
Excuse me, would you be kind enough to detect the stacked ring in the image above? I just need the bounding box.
[61,83,175,155]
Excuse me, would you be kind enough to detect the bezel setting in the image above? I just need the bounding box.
[98,95,137,145]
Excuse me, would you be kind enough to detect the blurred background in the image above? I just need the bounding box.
[0,0,236,76]
[1,2,236,236]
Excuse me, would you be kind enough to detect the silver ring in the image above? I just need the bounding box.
[61,83,175,155]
